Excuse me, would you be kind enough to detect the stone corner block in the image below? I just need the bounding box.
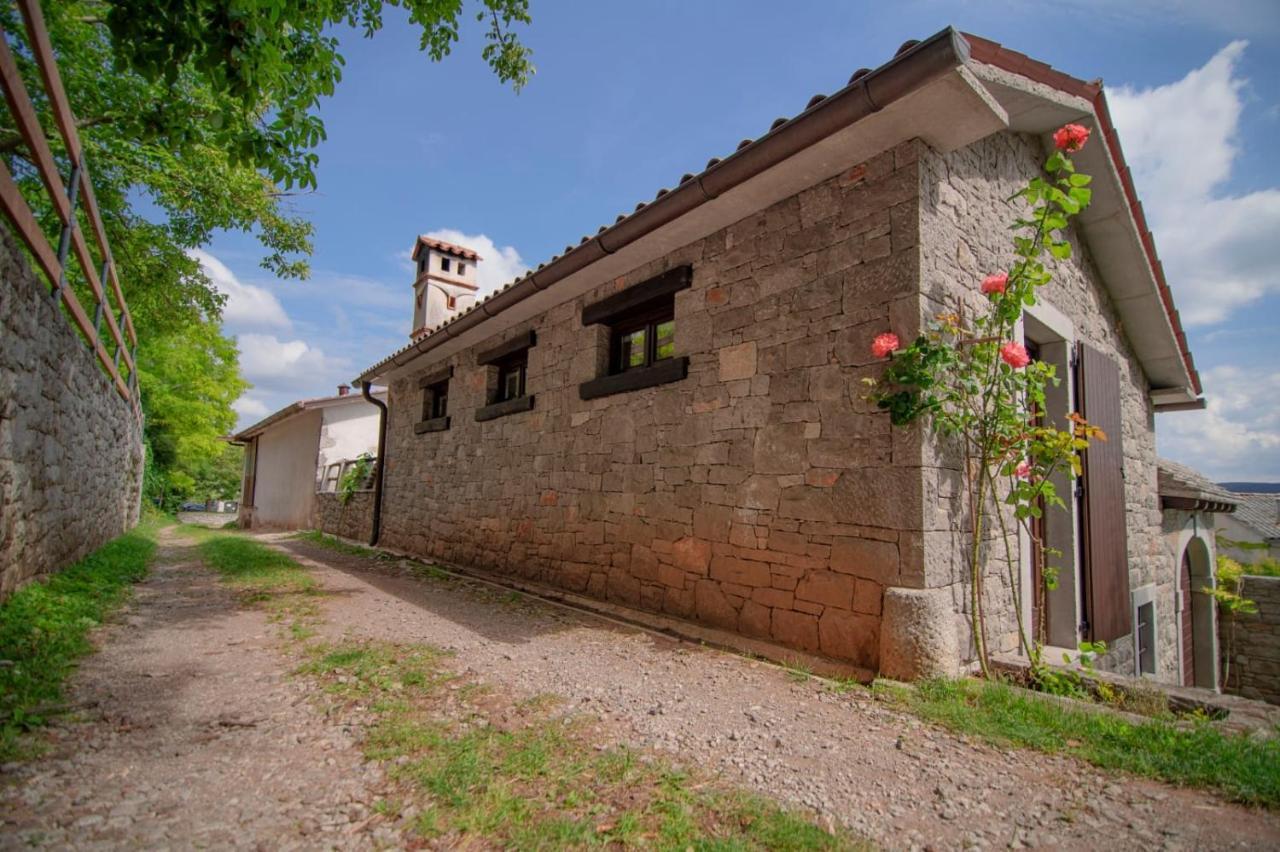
[879,587,958,681]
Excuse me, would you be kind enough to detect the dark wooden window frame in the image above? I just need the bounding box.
[475,330,536,421]
[578,266,691,401]
[415,365,452,434]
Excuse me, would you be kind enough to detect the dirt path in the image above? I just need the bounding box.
[0,527,392,850]
[274,537,1280,851]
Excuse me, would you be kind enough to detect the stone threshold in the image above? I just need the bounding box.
[292,530,875,684]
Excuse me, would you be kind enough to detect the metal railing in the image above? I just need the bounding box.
[0,0,138,412]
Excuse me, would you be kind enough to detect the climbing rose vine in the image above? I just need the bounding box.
[865,124,1103,679]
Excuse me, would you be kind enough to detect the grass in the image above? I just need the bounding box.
[0,518,161,761]
[874,676,1280,808]
[292,529,392,560]
[197,534,321,631]
[300,638,865,849]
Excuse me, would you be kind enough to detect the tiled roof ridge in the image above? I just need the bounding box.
[415,235,483,261]
[962,33,1202,396]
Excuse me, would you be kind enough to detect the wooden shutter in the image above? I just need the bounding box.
[1076,342,1130,642]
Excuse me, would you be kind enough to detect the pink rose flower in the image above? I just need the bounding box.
[871,332,900,359]
[1000,341,1031,369]
[1053,123,1090,153]
[981,272,1008,296]
[1015,460,1032,479]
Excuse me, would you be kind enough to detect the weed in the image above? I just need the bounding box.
[783,662,813,683]
[292,530,391,560]
[0,520,160,761]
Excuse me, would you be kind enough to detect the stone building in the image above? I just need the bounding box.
[231,386,384,530]
[1157,458,1237,689]
[350,29,1204,680]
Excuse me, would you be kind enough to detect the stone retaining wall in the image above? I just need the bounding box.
[0,227,143,599]
[313,491,374,543]
[1222,575,1280,705]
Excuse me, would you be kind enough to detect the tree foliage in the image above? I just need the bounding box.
[0,0,532,506]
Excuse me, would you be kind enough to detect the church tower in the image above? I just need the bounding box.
[409,236,481,338]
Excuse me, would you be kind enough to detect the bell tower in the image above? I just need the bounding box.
[409,236,481,338]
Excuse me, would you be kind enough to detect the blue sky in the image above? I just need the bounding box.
[204,0,1280,482]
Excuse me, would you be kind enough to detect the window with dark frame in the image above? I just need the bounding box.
[441,256,451,272]
[578,266,691,401]
[495,351,527,403]
[458,262,467,276]
[610,300,675,374]
[415,366,454,433]
[424,380,449,420]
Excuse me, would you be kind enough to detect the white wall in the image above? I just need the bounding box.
[251,409,322,529]
[316,400,382,489]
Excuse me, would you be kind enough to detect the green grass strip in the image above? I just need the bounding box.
[0,519,161,761]
[878,677,1280,808]
[302,639,865,850]
[292,529,391,560]
[199,535,316,595]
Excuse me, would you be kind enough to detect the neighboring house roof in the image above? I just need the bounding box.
[412,236,482,262]
[1157,458,1237,513]
[354,27,1200,409]
[228,389,387,443]
[1227,494,1280,543]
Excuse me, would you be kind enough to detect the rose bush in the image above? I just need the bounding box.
[865,124,1102,677]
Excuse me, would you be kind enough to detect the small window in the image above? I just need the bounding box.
[496,351,527,402]
[1136,601,1156,675]
[322,463,341,492]
[446,294,457,310]
[426,379,448,420]
[418,256,427,274]
[441,257,451,272]
[458,262,467,276]
[610,302,675,374]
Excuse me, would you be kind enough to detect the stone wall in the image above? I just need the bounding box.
[379,143,925,670]
[313,491,374,543]
[0,227,144,599]
[916,132,1168,679]
[1222,575,1280,705]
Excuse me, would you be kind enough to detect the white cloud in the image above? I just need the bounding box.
[232,395,270,420]
[1158,365,1280,482]
[422,229,529,298]
[191,249,291,330]
[236,333,347,391]
[1109,41,1280,326]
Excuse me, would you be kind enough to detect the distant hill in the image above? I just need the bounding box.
[1220,482,1280,494]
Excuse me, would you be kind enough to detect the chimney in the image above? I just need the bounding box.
[409,235,483,339]
[337,384,350,396]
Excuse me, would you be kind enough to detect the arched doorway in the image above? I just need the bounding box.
[1180,536,1216,690]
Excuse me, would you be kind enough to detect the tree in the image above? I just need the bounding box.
[1,0,533,505]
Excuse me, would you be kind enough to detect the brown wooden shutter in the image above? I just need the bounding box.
[1076,342,1130,642]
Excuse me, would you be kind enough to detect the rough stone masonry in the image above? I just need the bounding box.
[370,129,1173,680]
[0,226,143,598]
[378,142,925,673]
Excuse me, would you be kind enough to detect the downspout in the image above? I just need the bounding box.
[361,381,388,546]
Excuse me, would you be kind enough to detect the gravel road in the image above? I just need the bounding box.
[278,536,1280,851]
[0,527,392,850]
[3,527,1277,850]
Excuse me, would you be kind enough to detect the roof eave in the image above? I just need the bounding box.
[356,27,1008,385]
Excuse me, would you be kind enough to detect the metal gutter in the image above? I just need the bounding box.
[361,380,389,546]
[356,26,971,384]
